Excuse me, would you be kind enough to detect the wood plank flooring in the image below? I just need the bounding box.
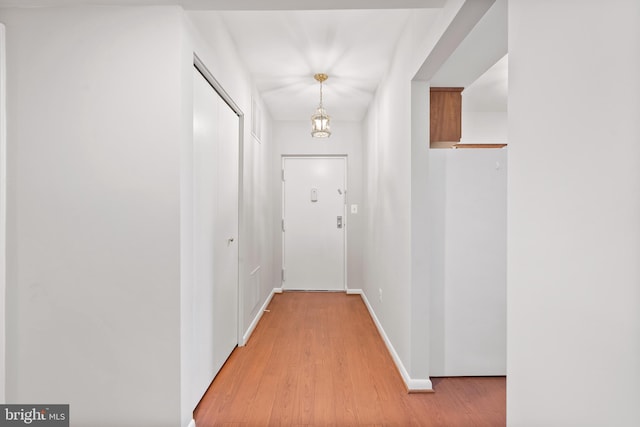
[194,292,505,426]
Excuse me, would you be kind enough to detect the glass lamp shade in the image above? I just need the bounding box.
[311,107,331,138]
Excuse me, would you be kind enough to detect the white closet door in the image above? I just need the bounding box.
[192,68,239,401]
[212,84,239,374]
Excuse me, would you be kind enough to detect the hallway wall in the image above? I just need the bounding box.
[184,12,277,336]
[508,0,640,425]
[183,11,276,427]
[272,120,363,291]
[461,112,507,143]
[362,9,443,384]
[1,6,183,426]
[0,6,276,426]
[362,0,499,387]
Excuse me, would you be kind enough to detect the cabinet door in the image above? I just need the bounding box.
[430,87,463,147]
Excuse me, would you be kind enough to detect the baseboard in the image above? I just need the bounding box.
[273,287,283,294]
[242,288,278,346]
[359,292,433,392]
[346,288,362,295]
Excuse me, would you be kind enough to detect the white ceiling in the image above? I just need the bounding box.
[430,0,506,88]
[199,0,505,121]
[431,0,507,112]
[198,9,441,121]
[0,0,446,7]
[0,0,508,121]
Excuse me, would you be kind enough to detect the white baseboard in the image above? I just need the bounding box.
[359,291,433,392]
[346,288,362,295]
[241,288,277,346]
[273,287,283,293]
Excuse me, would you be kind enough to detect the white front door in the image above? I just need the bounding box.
[193,67,239,399]
[282,157,346,291]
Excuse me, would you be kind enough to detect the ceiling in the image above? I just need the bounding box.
[431,0,507,112]
[0,0,446,7]
[196,9,441,121]
[430,0,506,88]
[0,0,507,120]
[196,0,506,121]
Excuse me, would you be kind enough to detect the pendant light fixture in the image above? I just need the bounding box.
[311,73,331,138]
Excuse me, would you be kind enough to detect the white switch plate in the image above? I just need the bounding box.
[351,204,358,214]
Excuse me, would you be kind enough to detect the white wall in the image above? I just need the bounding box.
[428,149,507,376]
[426,148,447,376]
[461,111,507,143]
[410,80,431,382]
[272,120,363,291]
[364,0,503,388]
[1,6,183,426]
[362,9,444,384]
[363,0,500,386]
[182,11,275,426]
[184,13,276,338]
[0,7,276,426]
[508,0,640,425]
[0,23,6,404]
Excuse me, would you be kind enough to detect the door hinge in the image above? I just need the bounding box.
[281,268,286,282]
[281,169,286,181]
[281,219,285,232]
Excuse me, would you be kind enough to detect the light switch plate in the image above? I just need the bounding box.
[351,204,358,214]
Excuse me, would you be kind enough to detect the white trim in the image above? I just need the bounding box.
[250,96,262,143]
[0,23,6,403]
[193,54,242,117]
[241,287,277,346]
[273,287,283,294]
[358,292,433,392]
[342,157,348,291]
[187,419,196,427]
[346,288,362,295]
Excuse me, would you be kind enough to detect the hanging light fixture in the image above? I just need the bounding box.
[311,73,331,138]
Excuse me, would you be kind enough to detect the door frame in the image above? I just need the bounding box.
[281,155,348,291]
[193,54,244,347]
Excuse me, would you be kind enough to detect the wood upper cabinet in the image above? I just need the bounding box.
[430,87,463,148]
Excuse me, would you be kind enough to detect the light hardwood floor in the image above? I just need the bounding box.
[194,292,505,426]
